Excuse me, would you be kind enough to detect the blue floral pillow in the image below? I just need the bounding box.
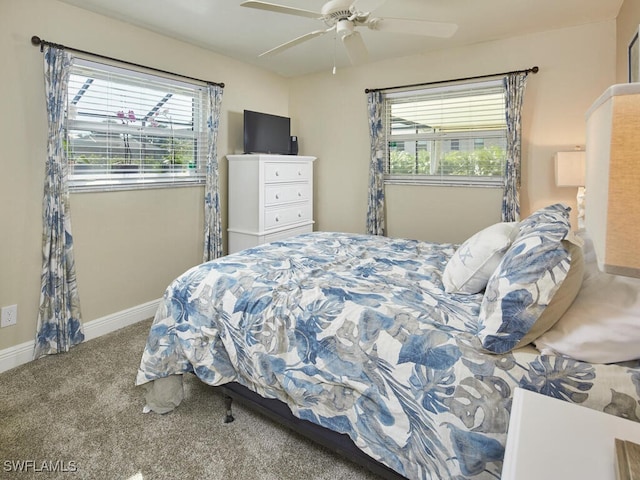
[477,204,573,354]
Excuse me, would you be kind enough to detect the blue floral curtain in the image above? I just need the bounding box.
[203,84,224,262]
[366,91,386,236]
[501,72,529,222]
[34,46,84,360]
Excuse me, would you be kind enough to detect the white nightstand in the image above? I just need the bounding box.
[502,388,640,480]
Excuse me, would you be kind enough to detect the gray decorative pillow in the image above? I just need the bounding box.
[477,204,573,354]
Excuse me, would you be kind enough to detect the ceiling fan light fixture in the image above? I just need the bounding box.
[336,19,355,38]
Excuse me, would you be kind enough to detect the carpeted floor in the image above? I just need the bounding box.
[0,320,380,480]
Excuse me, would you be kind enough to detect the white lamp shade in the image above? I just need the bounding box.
[585,83,640,278]
[555,151,585,187]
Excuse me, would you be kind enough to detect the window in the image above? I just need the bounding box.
[66,59,208,192]
[385,79,507,186]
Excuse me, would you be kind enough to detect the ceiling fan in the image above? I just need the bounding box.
[240,0,458,67]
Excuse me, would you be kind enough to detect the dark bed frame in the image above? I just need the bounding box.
[219,382,408,480]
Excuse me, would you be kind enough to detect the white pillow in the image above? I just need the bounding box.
[534,232,640,364]
[443,222,519,294]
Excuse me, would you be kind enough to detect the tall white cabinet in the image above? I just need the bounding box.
[227,154,316,254]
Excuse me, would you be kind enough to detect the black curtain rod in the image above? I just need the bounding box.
[31,36,224,88]
[364,66,539,93]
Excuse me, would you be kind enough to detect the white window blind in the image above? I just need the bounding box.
[66,59,208,192]
[385,80,507,186]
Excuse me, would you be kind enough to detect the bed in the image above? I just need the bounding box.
[136,203,640,479]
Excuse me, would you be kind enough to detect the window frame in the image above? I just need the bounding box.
[65,58,209,193]
[383,79,507,188]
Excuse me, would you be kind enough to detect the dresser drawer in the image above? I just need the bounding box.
[264,203,312,229]
[263,224,313,243]
[264,162,311,183]
[265,184,311,206]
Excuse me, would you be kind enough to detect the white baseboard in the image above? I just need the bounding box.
[82,299,160,341]
[0,299,161,374]
[0,341,33,375]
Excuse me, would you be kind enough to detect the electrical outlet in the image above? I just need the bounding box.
[1,305,17,328]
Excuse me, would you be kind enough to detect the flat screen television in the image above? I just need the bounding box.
[243,110,291,155]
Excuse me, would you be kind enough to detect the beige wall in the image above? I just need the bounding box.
[0,0,290,350]
[291,21,617,243]
[616,0,640,83]
[0,0,627,354]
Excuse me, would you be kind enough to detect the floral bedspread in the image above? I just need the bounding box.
[136,232,640,479]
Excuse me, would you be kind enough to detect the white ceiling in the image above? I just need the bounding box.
[56,0,623,78]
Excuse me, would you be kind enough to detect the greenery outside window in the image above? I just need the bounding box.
[385,80,507,187]
[66,59,208,192]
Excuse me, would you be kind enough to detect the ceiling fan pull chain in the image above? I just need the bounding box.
[332,32,337,75]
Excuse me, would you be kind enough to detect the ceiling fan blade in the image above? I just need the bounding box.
[259,29,332,57]
[342,31,369,65]
[240,1,321,19]
[368,17,458,38]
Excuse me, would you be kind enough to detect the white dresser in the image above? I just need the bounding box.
[227,154,316,254]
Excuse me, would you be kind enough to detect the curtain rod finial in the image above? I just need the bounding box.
[31,36,42,46]
[531,66,539,73]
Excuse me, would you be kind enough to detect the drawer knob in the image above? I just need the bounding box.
[297,212,302,218]
[275,194,280,199]
[297,170,302,176]
[275,171,280,176]
[297,191,302,197]
[275,216,280,222]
